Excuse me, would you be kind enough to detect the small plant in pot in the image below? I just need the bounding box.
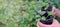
[37,4,55,25]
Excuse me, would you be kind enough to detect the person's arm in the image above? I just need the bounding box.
[53,7,60,18]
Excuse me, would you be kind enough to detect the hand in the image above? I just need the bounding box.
[52,6,56,15]
[52,6,60,18]
[37,19,60,27]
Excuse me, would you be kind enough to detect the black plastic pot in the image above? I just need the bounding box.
[40,15,54,25]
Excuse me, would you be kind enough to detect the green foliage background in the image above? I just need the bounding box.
[0,0,60,27]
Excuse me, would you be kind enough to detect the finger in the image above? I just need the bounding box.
[52,6,56,15]
[52,19,60,27]
[37,22,40,27]
[37,24,40,27]
[37,21,43,27]
[52,19,59,25]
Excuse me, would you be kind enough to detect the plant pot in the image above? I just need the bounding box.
[40,15,54,25]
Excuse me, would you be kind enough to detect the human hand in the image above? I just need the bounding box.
[52,6,60,18]
[37,19,60,27]
[52,6,56,15]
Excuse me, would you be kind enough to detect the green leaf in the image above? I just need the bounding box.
[40,16,46,20]
[38,10,46,15]
[7,20,16,27]
[48,11,53,16]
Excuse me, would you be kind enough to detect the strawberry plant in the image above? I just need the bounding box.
[0,0,60,27]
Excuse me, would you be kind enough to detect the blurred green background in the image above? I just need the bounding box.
[0,0,60,27]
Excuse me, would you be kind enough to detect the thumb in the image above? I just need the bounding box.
[52,6,56,15]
